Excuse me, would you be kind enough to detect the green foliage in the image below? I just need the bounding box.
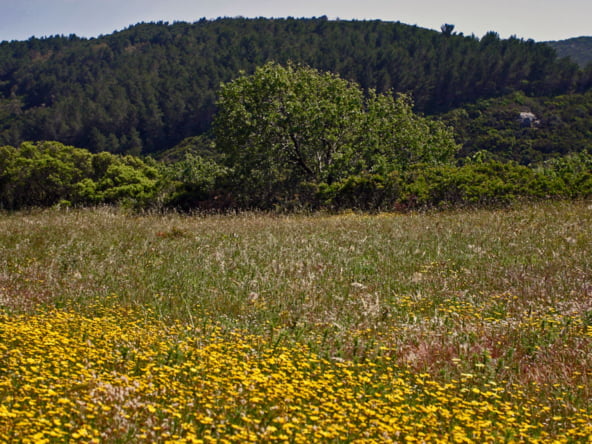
[0,18,583,155]
[155,134,220,164]
[0,141,93,208]
[214,62,458,208]
[363,92,460,173]
[399,159,589,208]
[535,151,592,197]
[303,156,591,211]
[0,56,589,212]
[1,139,588,211]
[0,141,163,209]
[443,91,592,163]
[546,37,592,68]
[246,158,592,212]
[214,62,365,206]
[76,157,161,206]
[161,153,229,209]
[312,173,403,211]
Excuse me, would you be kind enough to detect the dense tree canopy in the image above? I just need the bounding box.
[214,62,459,206]
[215,63,365,189]
[0,17,585,156]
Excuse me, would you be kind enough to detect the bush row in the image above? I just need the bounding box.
[311,155,591,211]
[0,141,163,209]
[1,141,590,211]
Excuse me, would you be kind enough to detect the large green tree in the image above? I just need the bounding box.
[214,62,459,206]
[362,90,460,173]
[214,62,364,198]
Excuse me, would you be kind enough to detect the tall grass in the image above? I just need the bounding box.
[1,201,591,440]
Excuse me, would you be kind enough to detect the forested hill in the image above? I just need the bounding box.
[547,37,592,68]
[0,17,589,155]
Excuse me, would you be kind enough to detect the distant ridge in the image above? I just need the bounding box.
[0,17,587,155]
[547,36,592,67]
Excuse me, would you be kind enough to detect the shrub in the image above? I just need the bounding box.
[0,141,164,209]
[400,160,571,208]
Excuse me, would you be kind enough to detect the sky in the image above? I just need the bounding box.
[1,0,591,43]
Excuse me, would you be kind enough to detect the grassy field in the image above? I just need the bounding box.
[1,201,591,442]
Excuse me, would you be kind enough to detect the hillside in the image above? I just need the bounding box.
[0,17,586,156]
[442,90,592,163]
[547,36,592,67]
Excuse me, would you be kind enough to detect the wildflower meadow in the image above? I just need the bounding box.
[1,201,591,442]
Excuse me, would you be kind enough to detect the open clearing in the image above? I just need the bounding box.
[1,201,591,442]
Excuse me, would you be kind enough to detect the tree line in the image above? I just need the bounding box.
[1,64,590,211]
[2,141,589,212]
[1,17,590,158]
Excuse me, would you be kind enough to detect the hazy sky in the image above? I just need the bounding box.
[1,0,590,43]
